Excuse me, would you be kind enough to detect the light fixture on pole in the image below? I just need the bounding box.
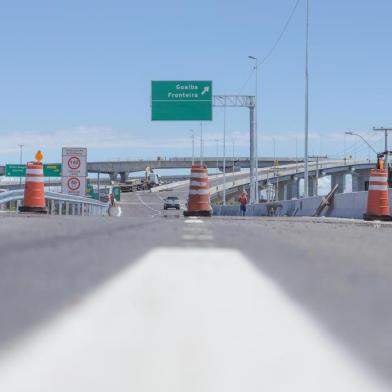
[345,131,378,155]
[189,129,195,165]
[18,144,24,185]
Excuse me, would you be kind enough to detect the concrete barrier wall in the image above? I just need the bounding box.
[213,190,392,219]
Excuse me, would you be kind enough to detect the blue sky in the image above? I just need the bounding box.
[0,0,391,163]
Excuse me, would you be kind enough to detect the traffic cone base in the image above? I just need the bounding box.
[19,206,48,214]
[363,214,392,221]
[183,209,212,217]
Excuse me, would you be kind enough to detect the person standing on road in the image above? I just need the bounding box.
[239,191,248,216]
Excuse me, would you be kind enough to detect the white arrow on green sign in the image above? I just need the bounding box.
[151,80,212,121]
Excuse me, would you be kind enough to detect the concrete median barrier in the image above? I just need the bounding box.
[212,190,384,219]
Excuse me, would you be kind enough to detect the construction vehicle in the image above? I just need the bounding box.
[119,178,143,192]
[143,166,160,190]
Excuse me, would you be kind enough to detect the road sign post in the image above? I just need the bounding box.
[151,81,212,121]
[62,148,87,196]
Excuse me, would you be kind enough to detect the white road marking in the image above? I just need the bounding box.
[136,193,161,214]
[184,218,203,223]
[181,234,214,241]
[0,248,388,391]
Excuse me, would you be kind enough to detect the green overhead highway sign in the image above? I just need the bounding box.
[151,80,212,121]
[44,164,62,177]
[5,164,62,177]
[5,164,26,177]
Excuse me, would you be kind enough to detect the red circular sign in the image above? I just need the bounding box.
[67,177,81,191]
[68,156,81,170]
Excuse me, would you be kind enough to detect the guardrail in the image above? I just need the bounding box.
[0,190,109,216]
[209,160,374,200]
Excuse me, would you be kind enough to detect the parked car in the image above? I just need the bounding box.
[163,196,180,210]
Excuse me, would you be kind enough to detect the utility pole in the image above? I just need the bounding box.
[18,144,24,185]
[248,55,258,203]
[303,0,310,197]
[97,169,101,198]
[222,104,227,205]
[315,156,319,196]
[214,138,219,173]
[190,129,195,165]
[273,137,276,161]
[373,127,392,166]
[232,137,235,181]
[249,96,257,204]
[200,122,203,165]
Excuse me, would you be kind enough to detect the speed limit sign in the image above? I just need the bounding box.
[62,148,87,177]
[62,147,87,196]
[67,156,81,170]
[62,176,86,196]
[67,177,81,191]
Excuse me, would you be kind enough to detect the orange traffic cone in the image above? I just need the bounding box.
[19,154,47,214]
[184,165,212,217]
[363,168,391,221]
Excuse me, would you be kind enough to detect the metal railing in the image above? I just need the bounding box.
[0,190,109,216]
[209,159,374,201]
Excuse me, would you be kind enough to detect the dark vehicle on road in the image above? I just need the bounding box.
[163,196,180,210]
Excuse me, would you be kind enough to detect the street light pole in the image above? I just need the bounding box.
[223,103,227,205]
[232,137,235,181]
[18,144,24,185]
[248,55,258,203]
[189,129,195,166]
[345,131,378,155]
[215,138,219,173]
[304,0,310,197]
[373,127,392,166]
[200,122,203,165]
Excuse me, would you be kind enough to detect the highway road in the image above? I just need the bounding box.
[0,189,392,390]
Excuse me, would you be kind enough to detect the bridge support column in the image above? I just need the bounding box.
[308,176,317,197]
[277,181,286,201]
[119,172,127,183]
[331,173,346,193]
[287,179,299,200]
[352,171,368,192]
[110,172,118,183]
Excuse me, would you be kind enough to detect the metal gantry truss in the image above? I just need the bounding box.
[212,95,257,203]
[213,95,255,108]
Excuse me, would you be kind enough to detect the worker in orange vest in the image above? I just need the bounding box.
[239,190,248,216]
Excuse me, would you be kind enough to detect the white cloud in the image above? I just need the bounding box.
[0,126,365,161]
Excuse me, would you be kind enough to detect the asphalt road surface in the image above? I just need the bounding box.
[0,189,392,391]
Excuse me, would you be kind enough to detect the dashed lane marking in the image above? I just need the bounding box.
[0,248,387,391]
[184,219,203,224]
[136,193,161,215]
